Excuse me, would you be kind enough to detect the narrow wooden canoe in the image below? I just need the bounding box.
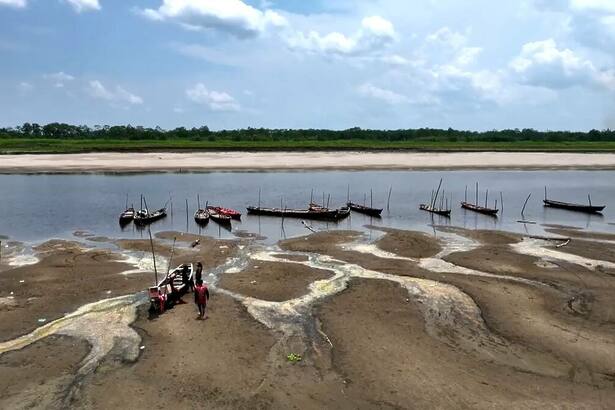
[419,204,451,217]
[247,206,344,221]
[461,202,499,216]
[346,202,383,217]
[207,208,232,225]
[543,199,605,214]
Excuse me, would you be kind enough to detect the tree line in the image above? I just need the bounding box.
[2,123,615,142]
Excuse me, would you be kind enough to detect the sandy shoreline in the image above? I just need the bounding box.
[2,151,615,173]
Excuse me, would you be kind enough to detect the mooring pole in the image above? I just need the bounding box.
[197,194,201,210]
[185,199,189,232]
[475,182,479,206]
[465,185,468,202]
[500,192,504,212]
[588,194,592,206]
[387,186,392,211]
[258,188,261,209]
[485,189,489,208]
[310,189,314,204]
[347,185,350,203]
[370,189,373,208]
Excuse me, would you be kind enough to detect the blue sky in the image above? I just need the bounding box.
[1,0,614,131]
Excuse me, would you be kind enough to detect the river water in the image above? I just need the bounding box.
[0,170,613,244]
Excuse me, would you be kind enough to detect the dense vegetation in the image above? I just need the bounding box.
[2,123,615,153]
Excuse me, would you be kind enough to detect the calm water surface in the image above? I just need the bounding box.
[0,171,613,244]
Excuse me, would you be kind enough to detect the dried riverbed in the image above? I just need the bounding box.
[1,225,615,409]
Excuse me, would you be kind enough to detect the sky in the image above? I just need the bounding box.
[1,0,614,131]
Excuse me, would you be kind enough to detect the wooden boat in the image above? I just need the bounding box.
[461,201,499,216]
[419,204,451,217]
[247,206,344,221]
[543,199,605,214]
[207,206,241,220]
[119,207,135,224]
[194,209,210,225]
[134,208,167,225]
[207,207,232,225]
[346,202,383,217]
[148,263,194,314]
[310,203,350,219]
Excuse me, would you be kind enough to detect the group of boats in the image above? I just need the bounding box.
[420,180,606,219]
[120,184,606,228]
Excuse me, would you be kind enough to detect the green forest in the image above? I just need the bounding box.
[2,122,615,153]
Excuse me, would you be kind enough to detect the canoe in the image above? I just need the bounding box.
[194,209,210,224]
[247,206,344,221]
[419,204,451,217]
[134,208,167,225]
[461,202,499,216]
[543,199,605,214]
[119,207,135,224]
[148,263,194,313]
[346,202,383,217]
[207,206,241,219]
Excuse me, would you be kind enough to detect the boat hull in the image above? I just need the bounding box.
[247,206,344,221]
[461,202,499,216]
[346,202,383,217]
[543,200,605,214]
[419,204,451,217]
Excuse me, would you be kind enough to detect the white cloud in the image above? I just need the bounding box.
[186,83,240,111]
[65,0,100,12]
[17,81,34,95]
[140,0,287,38]
[287,16,396,57]
[426,27,467,50]
[570,0,615,14]
[87,80,143,105]
[0,0,26,7]
[358,83,408,105]
[510,39,615,90]
[43,71,75,88]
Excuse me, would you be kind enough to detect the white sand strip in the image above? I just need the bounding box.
[2,151,615,173]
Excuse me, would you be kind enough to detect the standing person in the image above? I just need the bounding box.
[194,279,209,319]
[195,262,203,283]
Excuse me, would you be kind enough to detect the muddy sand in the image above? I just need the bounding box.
[3,152,615,173]
[2,226,615,408]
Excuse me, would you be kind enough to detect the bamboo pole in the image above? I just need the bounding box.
[347,185,350,203]
[521,193,531,215]
[485,189,489,208]
[475,182,479,206]
[327,194,330,208]
[185,199,189,232]
[500,192,504,212]
[370,189,373,208]
[465,185,467,202]
[387,186,392,211]
[588,194,592,206]
[147,226,158,285]
[432,178,443,208]
[197,194,201,210]
[258,188,261,209]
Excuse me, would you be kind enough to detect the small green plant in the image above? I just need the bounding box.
[286,353,302,363]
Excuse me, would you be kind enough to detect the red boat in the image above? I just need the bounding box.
[207,206,242,219]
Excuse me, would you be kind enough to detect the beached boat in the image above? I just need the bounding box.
[148,263,193,314]
[543,199,605,214]
[207,205,241,219]
[194,209,210,224]
[247,206,344,221]
[461,201,499,216]
[134,208,167,225]
[119,207,135,224]
[419,204,451,217]
[346,202,383,217]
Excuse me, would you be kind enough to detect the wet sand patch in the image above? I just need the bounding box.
[315,278,615,408]
[0,335,89,409]
[545,227,615,242]
[0,240,148,342]
[219,261,333,302]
